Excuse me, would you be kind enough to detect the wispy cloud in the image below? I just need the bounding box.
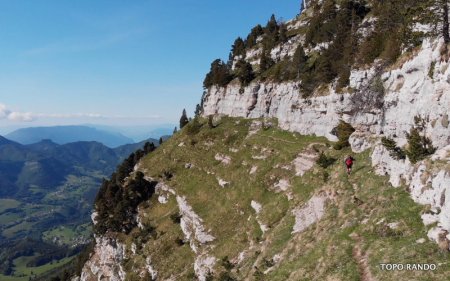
[0,103,160,123]
[0,104,35,122]
[35,112,161,119]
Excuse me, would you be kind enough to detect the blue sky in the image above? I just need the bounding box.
[0,0,300,133]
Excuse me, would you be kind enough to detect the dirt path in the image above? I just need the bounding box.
[351,234,376,281]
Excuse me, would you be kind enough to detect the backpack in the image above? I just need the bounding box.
[345,157,353,166]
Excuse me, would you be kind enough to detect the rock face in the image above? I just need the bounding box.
[176,195,216,281]
[79,236,127,281]
[203,82,344,142]
[203,38,450,149]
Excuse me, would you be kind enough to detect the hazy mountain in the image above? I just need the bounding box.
[113,136,168,160]
[0,136,162,199]
[88,124,175,142]
[6,126,134,148]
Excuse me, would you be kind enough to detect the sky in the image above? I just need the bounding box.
[0,0,301,134]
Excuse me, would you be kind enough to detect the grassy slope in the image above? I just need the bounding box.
[121,117,448,281]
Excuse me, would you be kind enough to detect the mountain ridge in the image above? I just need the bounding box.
[6,125,134,148]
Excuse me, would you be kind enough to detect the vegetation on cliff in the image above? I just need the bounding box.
[203,0,450,94]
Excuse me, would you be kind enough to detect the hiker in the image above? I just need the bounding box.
[345,155,355,175]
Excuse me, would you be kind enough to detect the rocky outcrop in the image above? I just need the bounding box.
[372,145,450,246]
[79,236,127,281]
[176,195,216,281]
[202,82,345,142]
[292,194,327,234]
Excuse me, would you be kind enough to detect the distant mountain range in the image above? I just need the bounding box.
[87,124,175,143]
[0,135,160,198]
[6,126,134,148]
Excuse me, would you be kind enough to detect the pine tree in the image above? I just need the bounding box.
[231,37,246,58]
[292,45,308,79]
[405,127,436,163]
[279,23,288,43]
[143,142,155,154]
[266,14,278,34]
[262,14,280,51]
[381,137,406,160]
[159,137,163,145]
[246,24,264,48]
[179,109,189,129]
[203,59,233,88]
[443,1,450,43]
[173,127,178,134]
[424,0,450,43]
[195,104,202,117]
[259,50,274,74]
[235,59,255,86]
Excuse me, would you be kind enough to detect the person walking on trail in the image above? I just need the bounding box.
[345,155,355,175]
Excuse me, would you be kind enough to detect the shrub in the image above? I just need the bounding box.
[369,75,385,97]
[170,213,182,224]
[163,170,173,180]
[381,137,406,160]
[322,171,330,182]
[208,115,214,128]
[333,121,355,150]
[218,272,237,281]
[405,127,436,164]
[175,238,185,246]
[185,117,203,136]
[316,152,336,168]
[429,61,436,79]
[220,256,234,270]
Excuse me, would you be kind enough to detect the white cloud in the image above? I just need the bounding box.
[35,113,161,119]
[0,103,34,122]
[0,104,10,119]
[35,113,104,119]
[7,112,35,122]
[0,103,160,123]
